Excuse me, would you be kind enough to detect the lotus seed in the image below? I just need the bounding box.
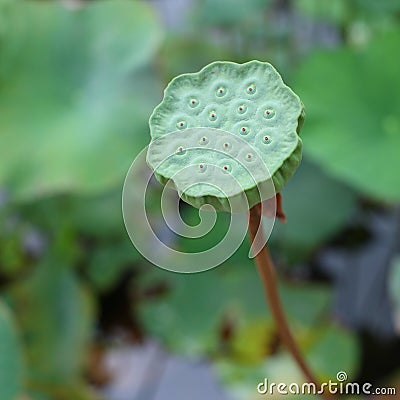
[222,164,232,173]
[176,146,186,154]
[216,87,226,97]
[189,98,199,108]
[209,111,217,121]
[264,109,276,119]
[240,126,249,135]
[199,136,209,145]
[223,142,232,151]
[198,163,207,173]
[177,121,187,129]
[238,104,248,114]
[245,153,253,161]
[246,84,256,94]
[263,135,270,143]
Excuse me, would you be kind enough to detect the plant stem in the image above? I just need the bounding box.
[248,203,331,400]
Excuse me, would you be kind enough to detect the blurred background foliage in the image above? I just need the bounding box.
[0,0,399,399]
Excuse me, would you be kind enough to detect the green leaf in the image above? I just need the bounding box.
[138,264,272,356]
[228,319,275,364]
[68,192,125,239]
[389,256,400,332]
[194,0,271,27]
[0,301,24,400]
[0,0,162,201]
[159,35,233,82]
[294,0,349,24]
[294,29,400,201]
[27,384,98,400]
[0,227,27,278]
[138,262,332,358]
[20,189,125,239]
[138,270,233,355]
[307,324,359,381]
[86,241,141,291]
[271,158,357,261]
[354,0,400,15]
[281,283,331,330]
[8,260,95,387]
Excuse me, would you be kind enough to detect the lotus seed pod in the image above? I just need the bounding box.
[147,61,304,213]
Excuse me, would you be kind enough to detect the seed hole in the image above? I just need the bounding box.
[176,120,187,129]
[240,126,249,135]
[199,136,209,145]
[238,104,247,114]
[245,153,253,161]
[209,111,217,121]
[216,87,226,97]
[189,98,199,108]
[263,109,276,119]
[222,164,232,173]
[176,146,186,155]
[246,84,256,94]
[263,135,271,144]
[198,163,207,173]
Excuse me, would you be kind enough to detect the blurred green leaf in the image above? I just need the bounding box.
[138,264,271,356]
[354,0,400,14]
[0,300,24,400]
[389,255,400,332]
[190,0,292,72]
[49,192,125,241]
[196,0,268,25]
[195,0,270,27]
[294,29,400,201]
[307,324,359,381]
[281,283,331,330]
[0,229,26,277]
[0,0,162,201]
[87,241,141,291]
[229,319,275,364]
[159,35,233,82]
[294,0,400,25]
[138,268,237,355]
[294,0,349,24]
[20,189,125,240]
[28,384,97,400]
[138,261,332,359]
[68,191,125,239]
[177,208,234,254]
[8,260,95,388]
[271,159,357,262]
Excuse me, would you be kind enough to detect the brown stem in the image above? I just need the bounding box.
[248,203,331,400]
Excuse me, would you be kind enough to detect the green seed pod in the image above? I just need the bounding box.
[147,61,304,213]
